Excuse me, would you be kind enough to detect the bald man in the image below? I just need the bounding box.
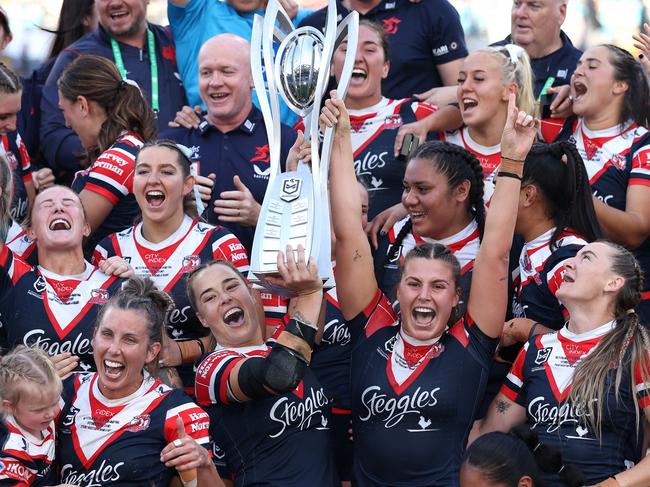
[493,0,581,97]
[162,34,297,253]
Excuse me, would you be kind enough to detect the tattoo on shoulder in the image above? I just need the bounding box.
[495,399,511,414]
[353,250,362,261]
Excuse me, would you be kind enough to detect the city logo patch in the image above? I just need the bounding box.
[534,347,553,365]
[382,17,401,35]
[280,178,302,202]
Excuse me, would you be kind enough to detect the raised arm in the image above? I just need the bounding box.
[467,93,538,338]
[322,92,378,320]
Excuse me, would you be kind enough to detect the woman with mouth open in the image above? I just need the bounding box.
[540,44,650,327]
[92,139,250,395]
[57,54,157,253]
[188,247,338,486]
[324,88,537,486]
[57,277,224,487]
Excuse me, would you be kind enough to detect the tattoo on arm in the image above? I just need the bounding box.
[353,250,362,261]
[495,399,511,414]
[292,311,316,329]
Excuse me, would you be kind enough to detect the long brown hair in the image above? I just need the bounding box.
[568,242,650,438]
[57,55,157,160]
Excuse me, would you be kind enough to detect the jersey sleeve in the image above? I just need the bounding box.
[634,355,650,409]
[448,313,499,369]
[0,245,33,286]
[91,234,119,266]
[14,133,32,184]
[194,350,246,407]
[163,392,212,450]
[411,101,437,120]
[544,242,583,298]
[500,342,530,406]
[211,228,249,274]
[428,0,468,65]
[0,455,37,486]
[349,289,398,341]
[84,139,137,205]
[629,144,650,187]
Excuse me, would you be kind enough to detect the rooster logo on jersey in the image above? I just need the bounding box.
[251,144,271,178]
[382,17,401,35]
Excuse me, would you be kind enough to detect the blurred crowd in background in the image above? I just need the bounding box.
[2,0,649,76]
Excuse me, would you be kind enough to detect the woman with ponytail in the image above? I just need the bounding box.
[92,140,249,394]
[57,54,157,251]
[502,141,603,346]
[476,242,650,486]
[375,141,485,313]
[542,44,650,325]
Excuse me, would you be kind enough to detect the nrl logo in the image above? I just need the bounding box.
[280,178,302,202]
[535,347,552,365]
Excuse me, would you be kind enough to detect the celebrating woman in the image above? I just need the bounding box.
[57,277,223,487]
[189,250,337,485]
[57,54,157,251]
[93,140,249,392]
[542,44,650,324]
[325,89,537,485]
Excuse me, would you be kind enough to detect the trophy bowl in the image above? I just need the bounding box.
[276,28,326,117]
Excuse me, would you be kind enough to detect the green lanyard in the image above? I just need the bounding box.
[110,29,159,113]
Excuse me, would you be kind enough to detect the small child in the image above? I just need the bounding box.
[0,346,60,486]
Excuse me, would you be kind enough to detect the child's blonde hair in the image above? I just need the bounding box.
[0,346,62,406]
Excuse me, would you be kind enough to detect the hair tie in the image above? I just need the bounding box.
[117,79,128,92]
[502,43,526,65]
[626,308,636,315]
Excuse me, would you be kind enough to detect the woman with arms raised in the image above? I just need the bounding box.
[324,89,537,486]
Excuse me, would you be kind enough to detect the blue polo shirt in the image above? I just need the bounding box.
[168,0,311,126]
[492,30,582,97]
[40,24,187,173]
[161,106,297,252]
[299,0,467,99]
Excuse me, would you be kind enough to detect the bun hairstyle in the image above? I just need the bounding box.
[57,55,157,161]
[0,345,62,407]
[464,426,585,487]
[95,277,173,376]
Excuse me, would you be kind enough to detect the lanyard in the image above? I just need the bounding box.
[110,29,159,113]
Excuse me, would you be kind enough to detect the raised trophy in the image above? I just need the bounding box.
[249,0,359,294]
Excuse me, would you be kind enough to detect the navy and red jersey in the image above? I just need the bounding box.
[5,221,37,266]
[375,217,479,312]
[0,246,121,372]
[511,228,587,331]
[440,127,501,203]
[349,290,498,486]
[195,345,338,486]
[58,372,211,487]
[0,416,56,486]
[161,107,296,253]
[40,23,186,174]
[492,31,582,97]
[297,97,435,218]
[542,118,650,323]
[1,131,32,223]
[501,322,650,485]
[93,216,249,389]
[299,0,467,100]
[72,131,143,249]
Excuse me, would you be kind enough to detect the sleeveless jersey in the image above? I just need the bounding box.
[440,127,501,203]
[195,345,338,486]
[58,372,211,487]
[543,118,650,323]
[501,322,650,485]
[297,97,435,218]
[93,216,249,390]
[350,290,498,486]
[71,131,143,248]
[0,416,56,486]
[1,131,32,223]
[511,228,587,330]
[0,247,121,372]
[5,221,37,266]
[375,217,479,312]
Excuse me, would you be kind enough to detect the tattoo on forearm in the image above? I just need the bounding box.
[353,250,362,261]
[495,399,511,414]
[292,311,316,329]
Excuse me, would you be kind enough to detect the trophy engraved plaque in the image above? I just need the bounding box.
[249,0,359,294]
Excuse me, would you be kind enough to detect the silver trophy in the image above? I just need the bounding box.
[249,0,358,294]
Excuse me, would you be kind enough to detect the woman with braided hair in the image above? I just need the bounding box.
[541,44,650,326]
[374,140,485,313]
[476,241,650,486]
[325,88,538,485]
[501,141,603,348]
[57,54,157,252]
